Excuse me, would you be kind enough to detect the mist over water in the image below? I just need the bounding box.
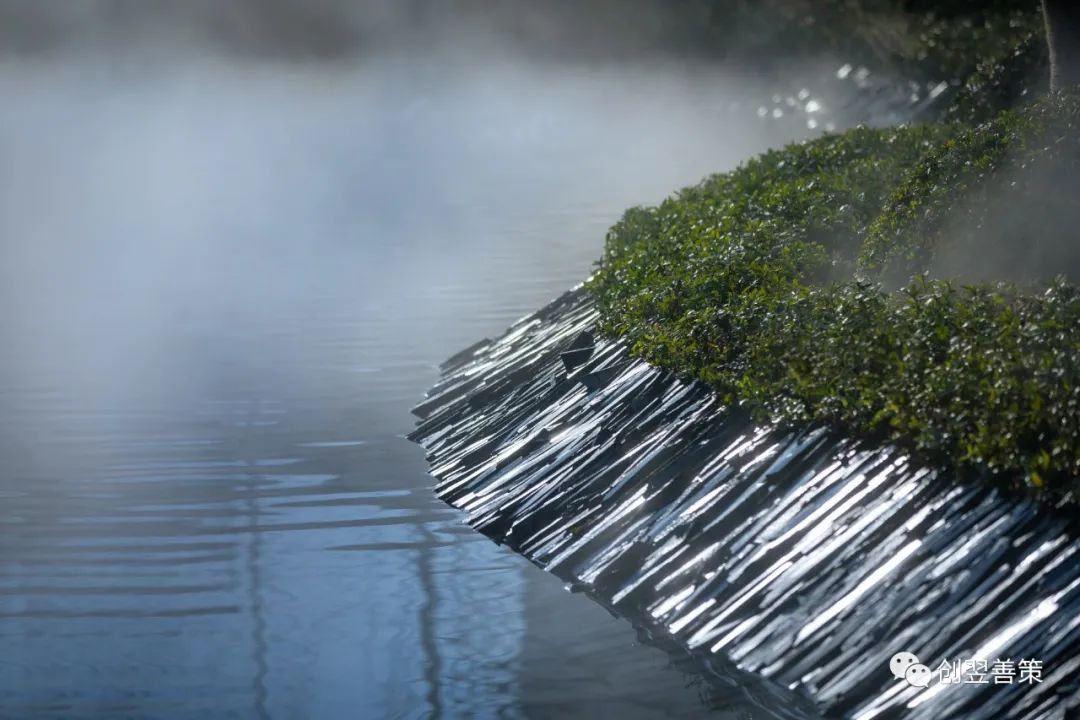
[0,7,808,718]
[0,50,779,413]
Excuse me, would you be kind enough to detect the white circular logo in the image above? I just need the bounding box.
[890,652,919,681]
[905,663,932,688]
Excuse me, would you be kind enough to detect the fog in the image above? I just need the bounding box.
[0,0,730,61]
[0,5,799,427]
[926,141,1080,286]
[0,7,833,717]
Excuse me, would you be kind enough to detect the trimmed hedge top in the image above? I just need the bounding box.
[588,92,1080,506]
[863,91,1080,284]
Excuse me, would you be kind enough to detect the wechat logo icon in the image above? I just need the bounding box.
[890,652,931,688]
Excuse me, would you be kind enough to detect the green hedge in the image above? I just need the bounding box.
[588,93,1080,505]
[863,92,1080,283]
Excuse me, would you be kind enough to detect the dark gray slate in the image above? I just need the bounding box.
[410,285,1080,720]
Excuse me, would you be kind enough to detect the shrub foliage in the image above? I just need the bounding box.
[588,93,1080,505]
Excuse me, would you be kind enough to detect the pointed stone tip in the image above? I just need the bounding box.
[560,330,596,372]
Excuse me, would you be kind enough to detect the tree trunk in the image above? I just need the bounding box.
[1043,0,1080,90]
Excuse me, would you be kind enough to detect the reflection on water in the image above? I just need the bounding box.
[0,46,796,718]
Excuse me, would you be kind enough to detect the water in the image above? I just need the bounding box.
[0,46,797,719]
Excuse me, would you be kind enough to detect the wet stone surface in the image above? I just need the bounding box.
[411,285,1080,720]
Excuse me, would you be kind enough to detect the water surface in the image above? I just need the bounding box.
[0,47,797,718]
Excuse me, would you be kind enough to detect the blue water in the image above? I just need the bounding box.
[0,46,799,719]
